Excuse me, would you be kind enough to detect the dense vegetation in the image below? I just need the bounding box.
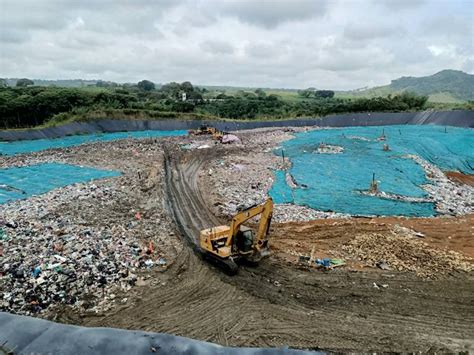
[0,80,435,129]
[0,81,432,129]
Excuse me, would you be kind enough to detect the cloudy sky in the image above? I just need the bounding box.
[0,0,473,90]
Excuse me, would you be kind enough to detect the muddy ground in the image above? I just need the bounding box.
[2,129,474,353]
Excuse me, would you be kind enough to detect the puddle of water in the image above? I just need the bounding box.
[269,125,473,216]
[0,163,120,204]
[0,130,187,156]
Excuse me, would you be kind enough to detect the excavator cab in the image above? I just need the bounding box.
[235,226,254,254]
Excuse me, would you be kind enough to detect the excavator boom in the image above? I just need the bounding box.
[227,199,273,251]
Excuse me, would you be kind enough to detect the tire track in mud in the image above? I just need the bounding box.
[81,146,474,352]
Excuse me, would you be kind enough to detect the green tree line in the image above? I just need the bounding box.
[0,80,430,129]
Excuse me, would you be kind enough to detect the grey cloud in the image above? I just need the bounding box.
[200,40,234,55]
[1,0,181,35]
[0,0,471,90]
[0,29,31,43]
[245,42,283,58]
[377,0,426,10]
[217,0,328,29]
[423,15,473,39]
[344,23,403,41]
[461,59,474,72]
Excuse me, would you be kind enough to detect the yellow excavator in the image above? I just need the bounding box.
[189,125,225,141]
[199,198,274,274]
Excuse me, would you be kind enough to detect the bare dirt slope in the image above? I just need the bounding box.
[70,147,474,353]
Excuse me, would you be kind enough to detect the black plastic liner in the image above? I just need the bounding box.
[0,312,320,354]
[0,110,472,141]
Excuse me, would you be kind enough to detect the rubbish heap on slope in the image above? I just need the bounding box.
[342,231,473,278]
[1,138,181,316]
[406,154,474,216]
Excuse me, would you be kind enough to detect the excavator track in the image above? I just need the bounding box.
[202,252,239,275]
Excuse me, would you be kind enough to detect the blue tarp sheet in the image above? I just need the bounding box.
[0,129,187,156]
[269,125,473,216]
[0,163,120,204]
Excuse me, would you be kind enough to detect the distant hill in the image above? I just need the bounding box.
[3,69,472,103]
[340,70,473,103]
[4,78,99,87]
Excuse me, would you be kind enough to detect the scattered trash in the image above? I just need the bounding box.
[330,258,346,267]
[157,258,167,266]
[315,143,344,154]
[32,266,42,278]
[298,255,310,263]
[6,221,18,229]
[376,261,391,270]
[315,258,345,269]
[144,260,154,268]
[221,134,241,144]
[0,229,8,241]
[316,258,332,268]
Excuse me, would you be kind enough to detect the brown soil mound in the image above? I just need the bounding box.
[445,171,474,186]
[342,232,473,278]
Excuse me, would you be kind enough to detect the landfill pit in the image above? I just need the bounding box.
[1,126,474,352]
[1,137,184,316]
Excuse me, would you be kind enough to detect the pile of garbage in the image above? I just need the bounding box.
[273,204,346,223]
[315,143,344,154]
[342,231,473,278]
[407,154,474,216]
[180,140,214,150]
[0,184,169,316]
[205,151,283,218]
[0,138,181,316]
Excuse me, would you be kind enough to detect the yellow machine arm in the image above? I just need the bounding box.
[226,198,273,250]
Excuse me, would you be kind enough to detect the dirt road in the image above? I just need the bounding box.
[70,146,474,353]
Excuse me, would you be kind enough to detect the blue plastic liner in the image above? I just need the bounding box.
[0,110,472,142]
[269,125,473,217]
[0,129,187,156]
[0,163,120,204]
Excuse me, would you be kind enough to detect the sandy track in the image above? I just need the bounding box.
[74,146,474,352]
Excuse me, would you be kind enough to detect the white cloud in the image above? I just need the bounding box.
[0,0,472,90]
